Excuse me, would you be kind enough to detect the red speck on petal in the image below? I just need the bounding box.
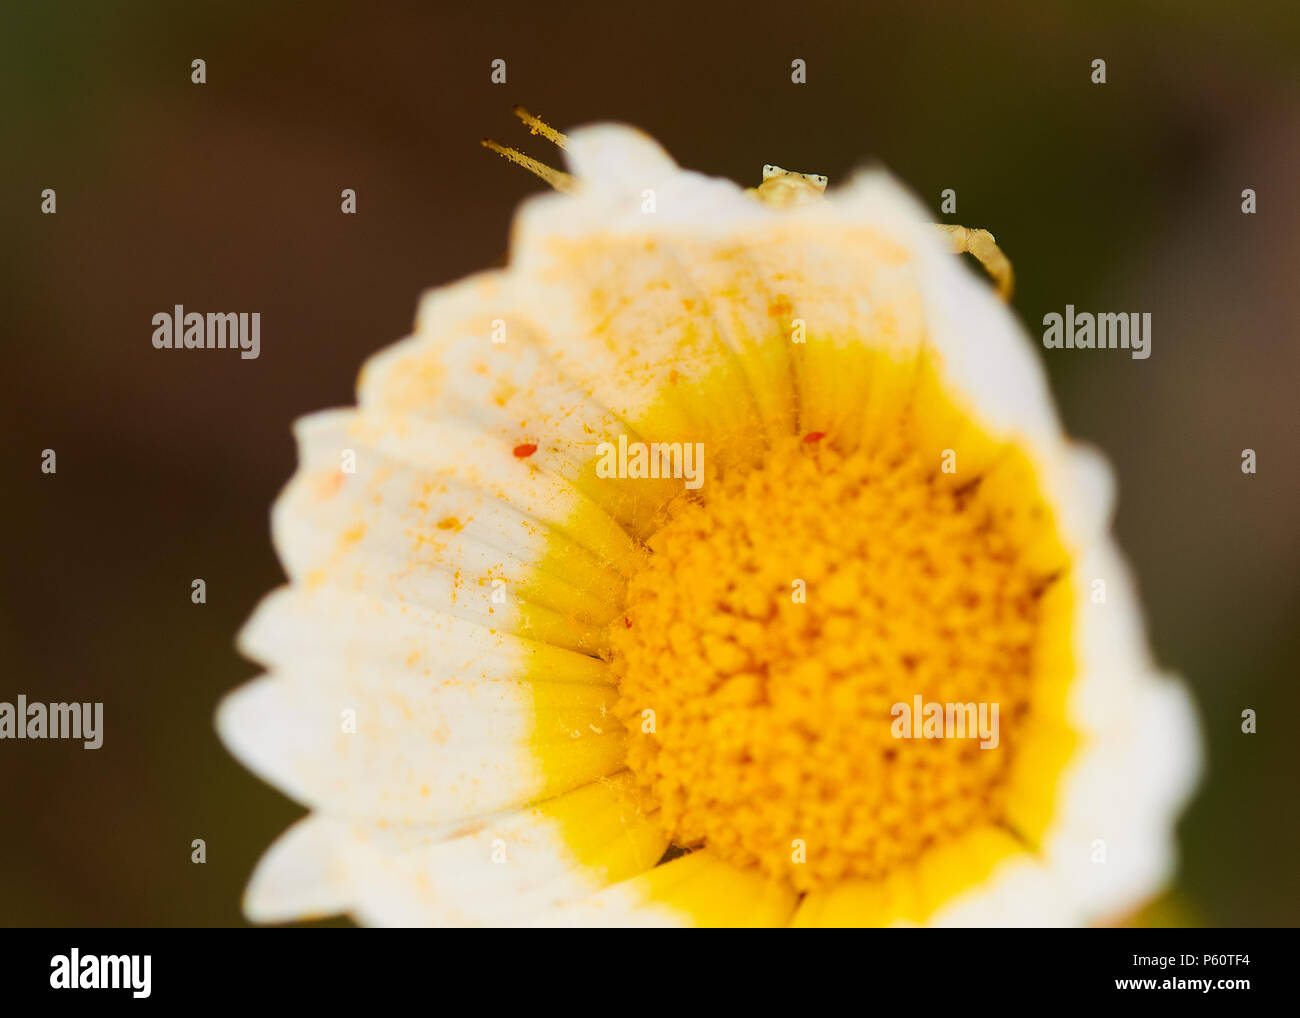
[513,443,538,458]
[769,297,794,319]
[802,432,826,444]
[624,616,632,628]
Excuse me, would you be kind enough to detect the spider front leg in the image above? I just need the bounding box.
[932,224,1015,301]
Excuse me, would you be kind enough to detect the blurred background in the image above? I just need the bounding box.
[1,0,1296,926]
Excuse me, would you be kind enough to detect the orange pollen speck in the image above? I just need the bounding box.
[513,443,538,458]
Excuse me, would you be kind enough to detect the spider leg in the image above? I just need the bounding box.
[932,224,1014,301]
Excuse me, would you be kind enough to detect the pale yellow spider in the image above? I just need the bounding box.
[484,107,1014,300]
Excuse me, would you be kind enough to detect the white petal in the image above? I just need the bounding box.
[243,814,352,923]
[832,168,1065,450]
[344,773,668,926]
[272,409,633,652]
[216,671,624,824]
[929,852,1079,927]
[536,850,799,928]
[1068,541,1158,737]
[360,271,673,536]
[562,124,680,192]
[1042,677,1201,922]
[239,586,611,686]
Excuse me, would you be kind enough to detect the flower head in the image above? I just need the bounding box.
[218,122,1199,927]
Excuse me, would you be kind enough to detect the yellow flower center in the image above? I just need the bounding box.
[610,428,1069,892]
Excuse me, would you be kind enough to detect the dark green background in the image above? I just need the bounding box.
[2,0,1296,926]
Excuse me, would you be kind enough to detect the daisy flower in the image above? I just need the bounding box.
[218,113,1200,927]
